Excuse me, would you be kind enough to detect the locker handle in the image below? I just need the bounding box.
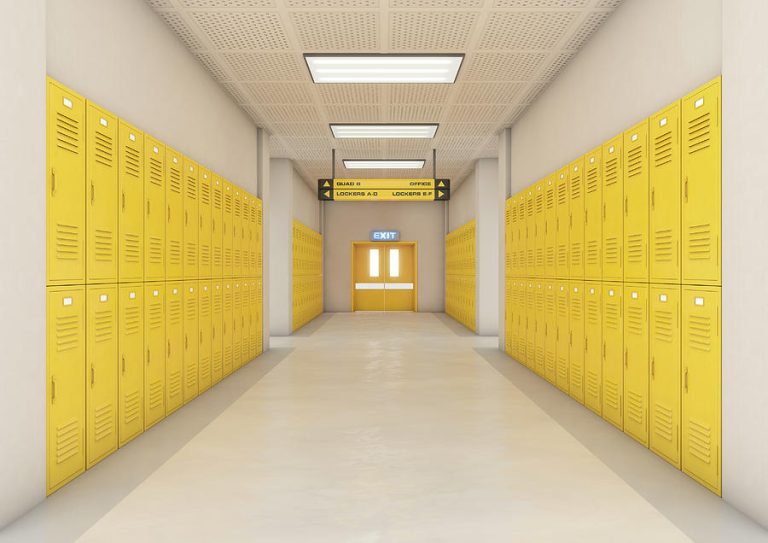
[624,348,628,368]
[584,337,588,352]
[185,210,188,225]
[122,192,126,210]
[212,327,216,339]
[91,365,95,386]
[122,355,126,374]
[51,169,56,195]
[91,182,95,204]
[684,177,689,202]
[624,197,628,216]
[603,341,606,358]
[168,205,171,222]
[147,349,150,365]
[569,330,572,346]
[185,334,188,350]
[168,340,171,357]
[200,216,203,229]
[200,330,203,344]
[684,367,688,392]
[651,356,655,379]
[51,378,56,401]
[584,209,588,224]
[602,203,606,220]
[651,188,655,210]
[147,200,150,215]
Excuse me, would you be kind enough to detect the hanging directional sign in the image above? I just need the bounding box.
[318,178,450,201]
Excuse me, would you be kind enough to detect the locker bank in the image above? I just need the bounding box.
[1,0,767,541]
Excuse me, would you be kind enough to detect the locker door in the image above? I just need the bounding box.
[555,282,569,392]
[525,281,536,368]
[233,281,243,368]
[118,284,143,446]
[602,136,623,281]
[247,280,256,359]
[544,282,557,383]
[212,176,224,278]
[165,148,184,280]
[144,285,165,429]
[525,189,535,275]
[199,168,212,279]
[682,78,721,285]
[505,200,513,279]
[223,181,234,278]
[505,278,513,355]
[534,282,546,375]
[47,79,86,286]
[516,195,526,278]
[85,102,118,284]
[623,284,649,446]
[243,281,253,362]
[211,281,224,383]
[144,138,165,281]
[183,282,199,403]
[233,189,243,278]
[255,198,263,278]
[544,178,556,278]
[183,158,199,279]
[516,281,526,361]
[255,278,263,354]
[534,182,545,277]
[222,282,234,375]
[250,196,260,277]
[584,148,602,280]
[682,286,721,495]
[569,158,585,279]
[199,281,212,391]
[602,283,623,429]
[118,122,144,282]
[650,285,681,467]
[86,285,118,467]
[569,281,585,403]
[650,103,681,283]
[555,168,569,279]
[242,195,252,278]
[165,283,183,414]
[623,121,650,281]
[584,283,602,415]
[47,286,86,494]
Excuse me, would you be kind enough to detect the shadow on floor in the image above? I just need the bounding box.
[291,313,334,337]
[432,312,477,337]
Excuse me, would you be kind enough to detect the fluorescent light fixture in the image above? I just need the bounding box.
[331,124,438,139]
[305,54,464,84]
[343,159,425,169]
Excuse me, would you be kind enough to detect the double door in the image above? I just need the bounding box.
[352,242,416,311]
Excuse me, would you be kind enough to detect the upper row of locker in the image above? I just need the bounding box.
[505,77,721,286]
[46,78,263,286]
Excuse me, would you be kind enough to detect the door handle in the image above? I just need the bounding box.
[147,200,150,215]
[684,177,689,202]
[168,205,171,222]
[603,341,606,358]
[122,355,126,374]
[651,188,655,209]
[200,216,203,229]
[51,378,56,401]
[91,365,95,386]
[185,334,188,350]
[122,192,126,210]
[569,330,573,346]
[624,348,628,368]
[146,349,150,365]
[651,356,655,379]
[200,330,203,344]
[91,182,95,204]
[51,169,56,195]
[185,210,188,225]
[168,340,171,357]
[684,367,689,392]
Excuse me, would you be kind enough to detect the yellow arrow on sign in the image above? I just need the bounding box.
[322,180,331,188]
[437,190,446,199]
[437,180,446,188]
[322,190,331,199]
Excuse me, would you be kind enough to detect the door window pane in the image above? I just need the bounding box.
[389,248,399,278]
[369,249,379,277]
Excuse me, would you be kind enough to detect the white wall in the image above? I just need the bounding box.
[324,202,446,312]
[257,130,271,350]
[269,159,294,336]
[46,0,259,190]
[293,173,320,231]
[0,0,46,529]
[448,172,476,232]
[475,159,499,336]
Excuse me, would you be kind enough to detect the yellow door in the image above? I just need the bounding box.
[555,168,569,279]
[650,285,681,467]
[584,147,602,280]
[199,168,212,279]
[602,282,623,429]
[650,102,682,283]
[233,281,244,368]
[353,243,385,310]
[623,284,650,446]
[384,243,416,311]
[544,282,557,383]
[85,102,118,284]
[525,281,536,369]
[118,284,143,446]
[682,286,721,495]
[623,121,650,282]
[47,79,86,286]
[534,182,545,277]
[144,284,165,429]
[223,181,234,278]
[682,78,721,286]
[165,282,184,414]
[233,189,243,277]
[555,281,569,392]
[544,178,557,278]
[222,281,234,376]
[165,148,184,280]
[211,281,224,384]
[602,136,623,281]
[534,282,545,375]
[183,281,199,402]
[212,176,224,278]
[118,121,144,282]
[47,286,86,494]
[199,281,212,391]
[144,137,165,281]
[569,158,585,279]
[183,158,199,279]
[584,283,602,415]
[86,284,118,467]
[569,281,585,403]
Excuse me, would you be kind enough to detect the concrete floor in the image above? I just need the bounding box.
[2,312,767,542]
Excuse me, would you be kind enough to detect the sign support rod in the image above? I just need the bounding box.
[432,148,436,179]
[331,148,336,179]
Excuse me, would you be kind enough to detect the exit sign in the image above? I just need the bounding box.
[370,230,400,242]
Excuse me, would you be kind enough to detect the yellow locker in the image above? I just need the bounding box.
[682,78,721,286]
[223,181,234,278]
[118,121,144,282]
[544,178,556,278]
[505,279,513,355]
[222,281,234,376]
[555,167,569,279]
[233,281,244,368]
[212,176,224,278]
[183,281,199,403]
[555,281,569,392]
[234,189,244,278]
[505,200,513,279]
[602,136,623,281]
[243,280,253,362]
[165,283,184,414]
[525,189,535,274]
[623,121,650,282]
[516,194,526,277]
[569,281,585,403]
[46,286,86,494]
[144,137,165,281]
[249,196,260,277]
[144,285,165,428]
[242,195,252,278]
[544,281,557,383]
[85,102,118,284]
[199,281,212,392]
[255,198,263,277]
[47,79,86,286]
[650,285,681,468]
[623,284,649,446]
[569,158,585,279]
[248,280,259,358]
[86,285,118,467]
[165,148,184,280]
[682,286,721,495]
[584,283,602,415]
[118,284,143,446]
[584,148,602,280]
[212,281,224,383]
[199,168,212,279]
[525,281,536,368]
[650,103,682,283]
[534,282,546,375]
[602,282,623,429]
[534,183,546,277]
[183,158,199,279]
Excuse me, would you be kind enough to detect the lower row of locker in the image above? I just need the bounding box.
[504,280,721,495]
[46,280,263,494]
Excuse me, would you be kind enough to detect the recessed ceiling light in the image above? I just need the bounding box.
[343,159,426,170]
[305,54,464,84]
[330,124,438,139]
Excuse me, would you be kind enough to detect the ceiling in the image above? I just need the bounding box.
[148,0,622,184]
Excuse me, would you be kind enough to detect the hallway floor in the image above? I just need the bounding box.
[3,313,767,542]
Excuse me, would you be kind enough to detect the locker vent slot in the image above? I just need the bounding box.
[224,193,232,213]
[586,168,599,193]
[546,187,555,209]
[201,245,210,267]
[124,305,140,334]
[55,419,81,463]
[200,295,211,317]
[94,131,114,167]
[687,112,711,154]
[654,130,673,167]
[687,314,712,351]
[186,242,198,266]
[546,247,555,269]
[653,229,674,262]
[201,180,211,206]
[148,379,164,410]
[604,237,619,265]
[94,309,114,343]
[56,223,80,261]
[213,246,222,268]
[234,197,242,219]
[169,166,182,194]
[148,302,163,328]
[185,365,197,389]
[586,371,599,402]
[94,229,114,262]
[604,157,619,186]
[626,305,644,335]
[570,297,582,320]
[93,403,114,441]
[535,192,544,214]
[212,352,223,375]
[653,403,674,442]
[149,237,163,264]
[570,242,582,267]
[124,146,140,178]
[186,175,197,200]
[557,183,567,205]
[56,315,80,351]
[604,301,620,329]
[123,390,140,425]
[168,299,182,324]
[168,371,182,400]
[586,240,599,266]
[148,157,163,186]
[571,364,583,389]
[604,379,620,411]
[213,187,223,210]
[557,244,567,268]
[627,146,644,178]
[123,233,141,264]
[687,224,712,261]
[586,299,600,324]
[200,358,211,382]
[627,390,645,425]
[687,418,713,463]
[186,297,196,320]
[653,309,674,342]
[169,240,182,265]
[570,175,581,199]
[56,112,81,154]
[627,233,645,263]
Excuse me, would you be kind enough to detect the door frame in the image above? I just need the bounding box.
[351,241,418,312]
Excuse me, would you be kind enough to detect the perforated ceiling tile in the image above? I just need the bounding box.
[438,123,497,139]
[179,0,276,6]
[223,52,306,81]
[390,0,484,7]
[564,10,611,50]
[479,11,578,50]
[596,0,623,7]
[241,104,265,124]
[220,82,251,105]
[286,0,379,6]
[195,52,232,81]
[268,123,329,138]
[388,104,444,123]
[316,85,381,105]
[390,11,479,51]
[245,82,314,104]
[260,104,322,123]
[389,84,452,105]
[518,81,548,104]
[326,105,381,123]
[191,11,289,51]
[504,104,527,124]
[146,0,173,8]
[454,81,524,104]
[464,53,546,81]
[447,104,510,123]
[493,0,589,7]
[291,12,379,51]
[157,11,205,51]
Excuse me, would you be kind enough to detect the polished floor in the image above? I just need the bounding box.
[3,313,767,542]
